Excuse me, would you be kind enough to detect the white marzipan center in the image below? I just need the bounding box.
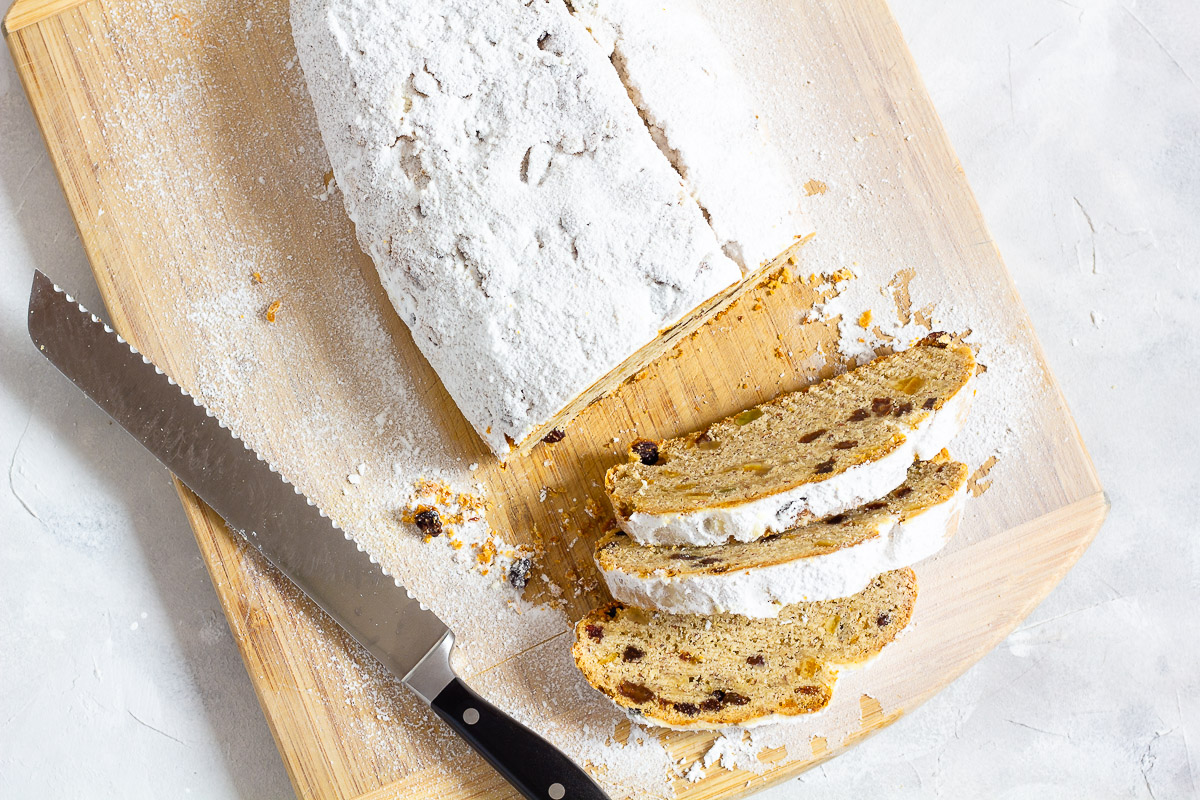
[602,478,968,617]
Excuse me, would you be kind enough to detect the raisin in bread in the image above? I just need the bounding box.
[606,334,976,545]
[292,0,746,459]
[597,456,967,617]
[572,569,918,729]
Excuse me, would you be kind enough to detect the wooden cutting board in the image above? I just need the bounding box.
[6,0,1107,797]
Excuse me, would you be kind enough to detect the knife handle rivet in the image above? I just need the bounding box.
[463,707,480,726]
[547,783,565,799]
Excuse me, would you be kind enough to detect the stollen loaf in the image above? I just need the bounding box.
[291,0,744,457]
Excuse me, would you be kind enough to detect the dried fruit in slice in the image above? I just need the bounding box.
[571,570,917,729]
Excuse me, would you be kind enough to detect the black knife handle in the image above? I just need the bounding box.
[430,677,609,800]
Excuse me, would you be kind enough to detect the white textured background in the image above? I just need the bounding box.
[1,0,1196,797]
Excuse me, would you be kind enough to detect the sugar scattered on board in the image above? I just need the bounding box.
[96,0,575,767]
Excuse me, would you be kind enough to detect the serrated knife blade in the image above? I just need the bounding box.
[27,270,606,800]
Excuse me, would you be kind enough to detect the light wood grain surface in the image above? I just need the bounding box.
[5,0,1106,797]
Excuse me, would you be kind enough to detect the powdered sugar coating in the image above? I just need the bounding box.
[568,0,811,271]
[602,477,968,617]
[620,373,977,545]
[291,0,740,456]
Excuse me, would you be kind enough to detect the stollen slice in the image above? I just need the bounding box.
[596,456,967,617]
[572,569,918,730]
[606,333,976,546]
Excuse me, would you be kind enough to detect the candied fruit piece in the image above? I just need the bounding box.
[734,408,763,425]
[618,681,655,704]
[796,658,821,679]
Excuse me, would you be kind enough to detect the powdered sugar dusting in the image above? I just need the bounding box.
[802,258,1042,473]
[291,0,741,457]
[697,730,771,774]
[689,0,1050,509]
[567,0,812,271]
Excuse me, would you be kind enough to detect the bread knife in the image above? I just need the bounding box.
[27,270,607,800]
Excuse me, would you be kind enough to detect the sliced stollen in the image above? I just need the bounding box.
[596,456,968,617]
[572,569,918,730]
[292,0,744,459]
[606,334,977,546]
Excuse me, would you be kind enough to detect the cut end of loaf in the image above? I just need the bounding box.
[504,241,812,459]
